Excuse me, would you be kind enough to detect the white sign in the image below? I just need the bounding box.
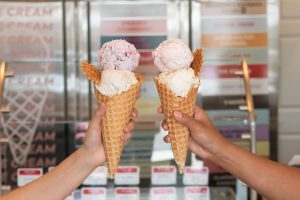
[83,166,107,185]
[81,187,106,200]
[17,168,43,187]
[184,186,210,200]
[183,167,209,185]
[150,187,176,200]
[115,187,140,200]
[114,166,140,185]
[151,166,177,185]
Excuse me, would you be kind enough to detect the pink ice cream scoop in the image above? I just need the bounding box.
[98,39,140,71]
[152,39,193,72]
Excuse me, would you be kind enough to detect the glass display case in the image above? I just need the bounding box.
[0,0,279,199]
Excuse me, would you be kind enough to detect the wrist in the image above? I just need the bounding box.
[207,136,231,163]
[78,147,102,169]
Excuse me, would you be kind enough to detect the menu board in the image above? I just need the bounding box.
[0,2,68,187]
[89,2,167,120]
[196,0,271,186]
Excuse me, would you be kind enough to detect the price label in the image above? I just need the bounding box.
[83,166,107,185]
[151,166,177,185]
[81,187,106,200]
[115,187,140,200]
[114,166,140,185]
[183,167,209,185]
[17,168,43,187]
[150,187,176,200]
[184,186,210,200]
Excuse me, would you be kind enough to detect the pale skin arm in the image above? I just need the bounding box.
[1,103,136,200]
[159,106,300,200]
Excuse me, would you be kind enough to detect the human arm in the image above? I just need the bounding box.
[1,103,137,200]
[159,106,300,200]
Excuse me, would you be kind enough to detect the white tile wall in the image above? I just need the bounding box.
[279,0,300,164]
[279,108,300,133]
[279,134,300,164]
[281,0,300,18]
[279,38,300,107]
[280,19,300,36]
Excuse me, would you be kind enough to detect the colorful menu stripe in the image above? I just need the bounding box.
[204,48,268,63]
[201,16,267,34]
[202,64,268,78]
[100,19,167,35]
[202,95,269,109]
[234,140,270,156]
[139,51,153,65]
[201,78,268,96]
[218,125,269,140]
[100,35,166,50]
[200,0,266,16]
[206,109,270,126]
[201,33,268,48]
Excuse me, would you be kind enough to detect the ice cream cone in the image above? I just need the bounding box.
[155,48,203,173]
[81,61,143,178]
[94,74,142,178]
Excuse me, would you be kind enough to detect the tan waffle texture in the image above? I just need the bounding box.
[155,48,203,174]
[191,48,203,76]
[94,73,143,178]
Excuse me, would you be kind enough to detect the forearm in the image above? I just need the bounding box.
[210,139,300,200]
[2,147,98,200]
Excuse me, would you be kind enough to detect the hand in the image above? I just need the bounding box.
[158,106,224,160]
[82,103,137,167]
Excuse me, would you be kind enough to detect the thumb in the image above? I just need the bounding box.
[174,111,201,131]
[89,103,106,130]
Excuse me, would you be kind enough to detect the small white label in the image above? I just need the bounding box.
[151,166,177,185]
[183,167,209,185]
[184,186,210,200]
[17,168,43,187]
[115,187,140,200]
[114,166,140,185]
[150,187,176,200]
[83,166,107,185]
[81,187,106,200]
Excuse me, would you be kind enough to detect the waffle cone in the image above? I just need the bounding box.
[94,73,143,178]
[155,78,198,173]
[155,48,203,174]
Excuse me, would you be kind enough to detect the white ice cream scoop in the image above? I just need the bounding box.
[95,69,138,96]
[158,68,200,97]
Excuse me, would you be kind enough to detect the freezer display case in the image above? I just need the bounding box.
[0,0,279,199]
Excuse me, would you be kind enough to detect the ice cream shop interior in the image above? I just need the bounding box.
[0,0,300,199]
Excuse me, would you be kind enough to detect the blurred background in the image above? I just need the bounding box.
[0,0,299,199]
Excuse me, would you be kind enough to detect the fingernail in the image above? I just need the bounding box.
[174,111,182,118]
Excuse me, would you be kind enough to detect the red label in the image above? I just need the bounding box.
[19,170,41,175]
[83,189,104,195]
[116,188,138,194]
[153,188,175,194]
[186,168,208,174]
[202,64,268,78]
[101,19,167,35]
[117,167,138,173]
[153,167,175,173]
[139,51,153,65]
[186,187,208,193]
